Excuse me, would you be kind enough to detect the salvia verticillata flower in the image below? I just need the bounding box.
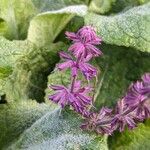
[49,85,70,108]
[111,99,137,132]
[81,107,113,135]
[57,52,97,79]
[141,73,150,96]
[124,74,150,119]
[65,26,102,59]
[49,81,92,114]
[49,26,150,135]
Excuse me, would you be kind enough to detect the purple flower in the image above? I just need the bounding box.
[57,52,97,79]
[141,73,150,96]
[49,85,69,108]
[81,107,113,135]
[125,81,147,106]
[69,80,93,113]
[111,100,137,132]
[65,26,102,59]
[49,81,92,114]
[124,75,150,119]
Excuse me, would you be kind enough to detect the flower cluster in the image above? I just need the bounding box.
[49,26,102,116]
[49,26,150,135]
[81,73,150,134]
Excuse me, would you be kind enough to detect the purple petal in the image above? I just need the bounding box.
[85,43,103,57]
[142,73,150,84]
[57,60,72,70]
[50,85,66,90]
[59,51,72,60]
[65,31,79,42]
[68,42,85,58]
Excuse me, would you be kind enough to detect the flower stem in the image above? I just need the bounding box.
[70,54,82,93]
[71,75,77,93]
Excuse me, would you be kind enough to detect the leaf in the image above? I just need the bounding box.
[27,5,87,47]
[31,0,89,11]
[108,120,150,150]
[0,0,36,39]
[0,37,30,95]
[0,0,89,40]
[84,3,150,52]
[110,0,149,14]
[89,0,115,14]
[7,108,108,150]
[0,37,28,69]
[4,42,65,102]
[0,18,8,37]
[0,100,51,149]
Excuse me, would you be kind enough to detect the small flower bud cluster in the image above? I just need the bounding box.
[49,26,150,135]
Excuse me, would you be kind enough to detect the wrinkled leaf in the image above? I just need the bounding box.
[0,0,36,39]
[0,100,51,149]
[85,3,150,52]
[0,0,89,40]
[4,42,65,102]
[28,5,87,47]
[110,0,149,14]
[0,37,30,95]
[8,108,108,150]
[31,0,89,11]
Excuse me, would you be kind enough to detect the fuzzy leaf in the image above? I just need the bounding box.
[0,0,89,40]
[110,0,149,14]
[4,42,65,102]
[85,3,150,52]
[0,0,36,39]
[8,108,108,150]
[27,5,87,47]
[0,100,51,149]
[0,37,30,95]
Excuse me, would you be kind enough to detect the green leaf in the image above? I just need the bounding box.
[84,3,150,52]
[108,120,150,150]
[0,37,30,95]
[89,0,115,14]
[4,42,65,102]
[110,0,149,14]
[0,0,36,39]
[31,0,89,11]
[0,100,51,149]
[0,18,8,37]
[0,37,28,69]
[27,5,87,47]
[7,108,108,150]
[0,0,89,40]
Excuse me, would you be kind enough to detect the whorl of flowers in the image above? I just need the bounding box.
[49,26,150,135]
